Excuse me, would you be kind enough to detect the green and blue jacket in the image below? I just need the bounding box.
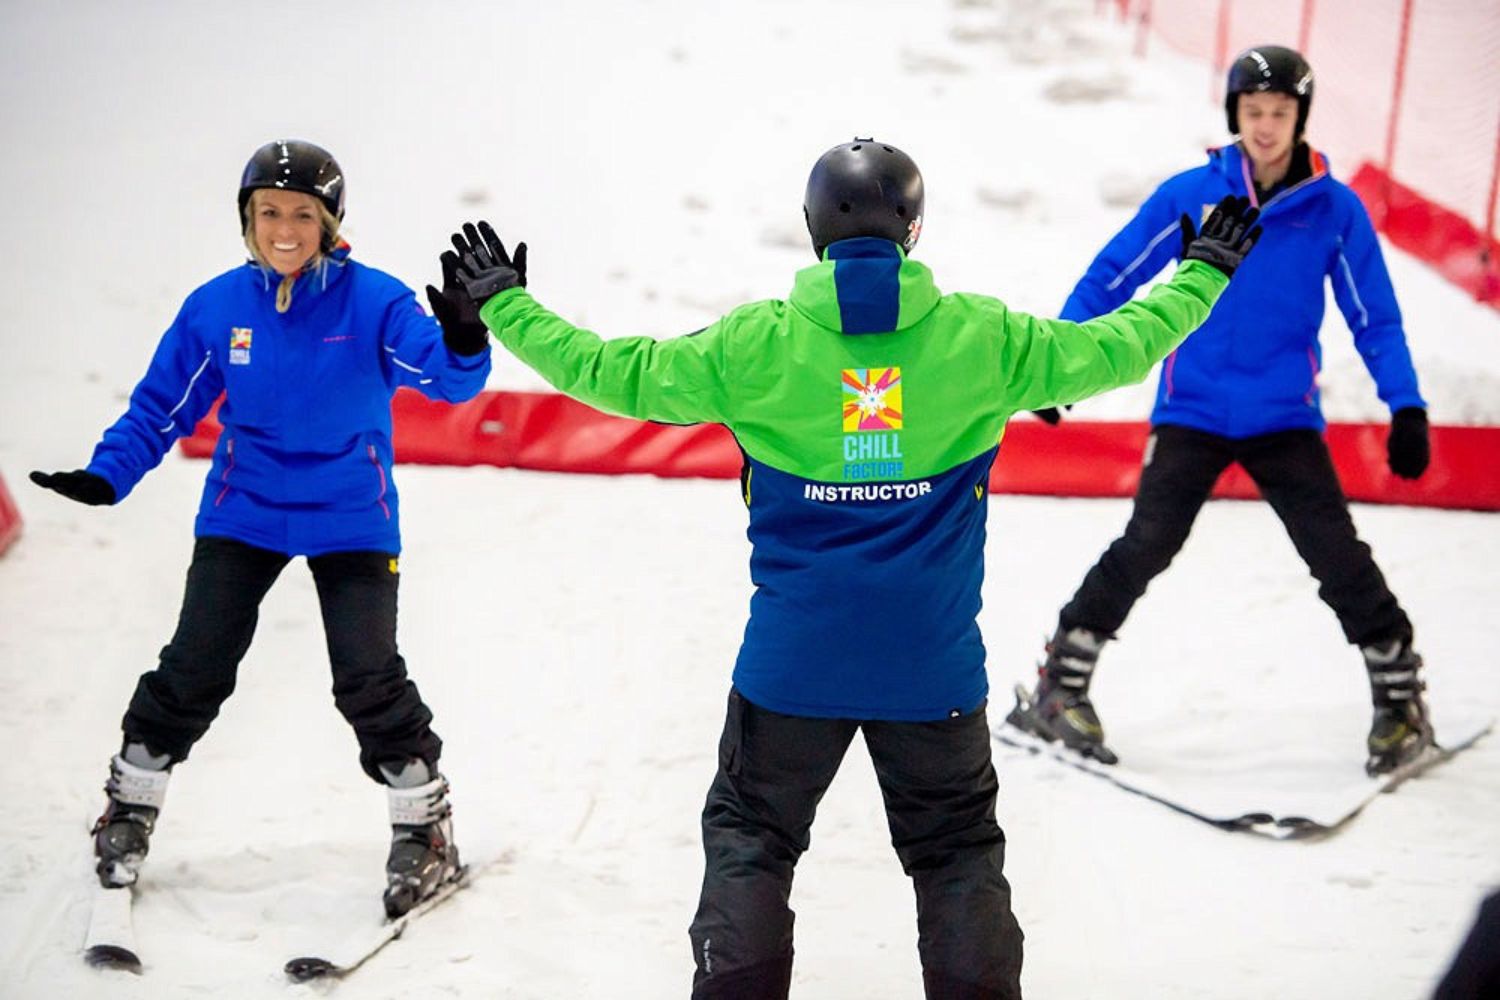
[483,237,1226,719]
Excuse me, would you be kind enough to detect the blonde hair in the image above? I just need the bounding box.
[242,189,344,313]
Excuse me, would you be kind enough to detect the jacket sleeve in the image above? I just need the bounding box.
[1330,196,1426,413]
[997,259,1228,411]
[381,286,492,403]
[1060,180,1186,322]
[86,294,225,502]
[479,288,734,425]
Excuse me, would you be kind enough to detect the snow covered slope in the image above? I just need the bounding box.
[1,2,1496,998]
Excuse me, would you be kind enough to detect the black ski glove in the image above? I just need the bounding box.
[445,220,527,309]
[1387,407,1430,479]
[1181,195,1263,277]
[30,469,116,506]
[425,251,491,356]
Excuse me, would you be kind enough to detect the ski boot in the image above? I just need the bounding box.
[380,760,462,918]
[1007,626,1119,765]
[93,745,171,888]
[1361,638,1434,776]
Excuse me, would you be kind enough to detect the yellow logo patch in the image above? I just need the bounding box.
[841,367,903,432]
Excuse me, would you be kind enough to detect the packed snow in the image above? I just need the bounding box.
[1,2,1496,998]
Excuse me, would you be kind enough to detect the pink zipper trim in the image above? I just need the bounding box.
[1239,155,1260,209]
[214,437,236,506]
[1303,347,1320,405]
[1163,350,1179,402]
[1238,144,1326,211]
[369,444,391,520]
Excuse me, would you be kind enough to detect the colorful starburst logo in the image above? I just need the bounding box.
[229,327,253,366]
[842,367,903,432]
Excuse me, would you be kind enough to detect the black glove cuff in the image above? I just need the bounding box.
[461,269,522,302]
[443,321,490,357]
[1184,244,1242,278]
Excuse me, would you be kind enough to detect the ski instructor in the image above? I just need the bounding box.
[32,140,489,918]
[430,139,1261,999]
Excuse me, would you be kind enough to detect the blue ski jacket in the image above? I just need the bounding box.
[86,247,491,556]
[1060,144,1424,437]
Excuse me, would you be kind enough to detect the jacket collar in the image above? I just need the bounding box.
[247,241,352,302]
[1210,143,1330,211]
[789,237,941,335]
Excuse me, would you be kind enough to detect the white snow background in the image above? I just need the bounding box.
[0,1,1497,998]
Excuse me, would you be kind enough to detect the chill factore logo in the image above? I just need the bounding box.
[230,327,253,366]
[841,367,904,480]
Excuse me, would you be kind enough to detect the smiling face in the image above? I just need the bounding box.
[248,188,324,275]
[1236,91,1299,173]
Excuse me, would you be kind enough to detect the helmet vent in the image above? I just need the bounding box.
[839,202,852,213]
[850,144,863,151]
[896,205,906,217]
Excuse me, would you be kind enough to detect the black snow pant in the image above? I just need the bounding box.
[1434,889,1500,1000]
[1059,425,1411,647]
[121,535,441,783]
[688,688,1023,1000]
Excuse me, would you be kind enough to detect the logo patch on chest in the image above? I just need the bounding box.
[229,327,252,366]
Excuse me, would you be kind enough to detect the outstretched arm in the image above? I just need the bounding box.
[43,296,226,504]
[1002,197,1261,411]
[448,221,735,425]
[1059,180,1188,323]
[483,290,735,426]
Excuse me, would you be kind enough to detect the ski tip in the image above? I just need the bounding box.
[285,956,340,981]
[85,944,142,974]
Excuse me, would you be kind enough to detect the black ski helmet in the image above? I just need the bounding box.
[1224,45,1314,138]
[237,139,345,231]
[804,139,924,259]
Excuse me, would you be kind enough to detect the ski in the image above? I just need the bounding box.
[1275,722,1494,836]
[83,883,141,973]
[283,865,471,982]
[996,692,1493,839]
[995,722,1285,834]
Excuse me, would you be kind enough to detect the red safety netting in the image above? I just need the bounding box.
[1105,0,1500,308]
[178,390,1500,511]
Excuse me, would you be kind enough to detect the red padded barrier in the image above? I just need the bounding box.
[0,470,22,555]
[1349,163,1500,309]
[991,421,1499,511]
[180,389,1500,510]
